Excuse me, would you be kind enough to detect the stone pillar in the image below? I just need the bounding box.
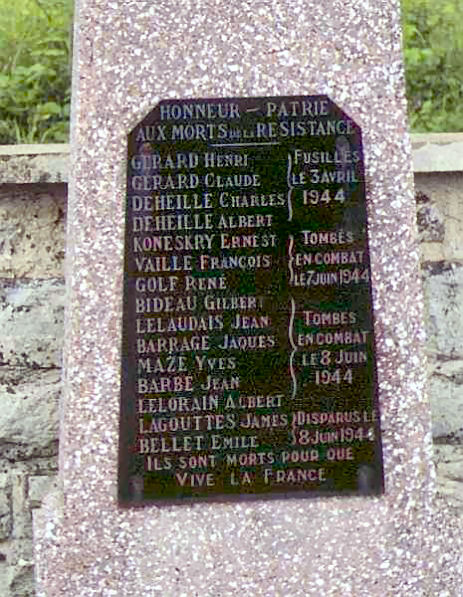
[33,1,463,595]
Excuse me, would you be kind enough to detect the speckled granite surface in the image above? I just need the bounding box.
[33,1,463,595]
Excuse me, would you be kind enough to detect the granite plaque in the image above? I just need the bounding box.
[118,95,384,503]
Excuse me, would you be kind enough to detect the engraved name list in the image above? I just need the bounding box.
[118,95,384,503]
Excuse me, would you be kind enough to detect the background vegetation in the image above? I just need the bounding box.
[0,0,72,144]
[401,0,463,132]
[0,0,462,143]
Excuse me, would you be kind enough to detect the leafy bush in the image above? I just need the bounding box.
[0,0,73,144]
[401,0,463,131]
[0,0,462,141]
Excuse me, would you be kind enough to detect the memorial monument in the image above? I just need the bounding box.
[33,1,463,595]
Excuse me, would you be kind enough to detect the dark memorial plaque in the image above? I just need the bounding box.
[118,95,384,503]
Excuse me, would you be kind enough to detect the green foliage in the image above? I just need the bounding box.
[401,0,463,131]
[0,0,73,144]
[0,0,462,141]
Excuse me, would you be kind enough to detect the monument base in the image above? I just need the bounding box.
[34,489,462,596]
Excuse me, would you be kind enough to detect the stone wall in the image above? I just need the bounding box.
[0,146,67,596]
[0,138,462,595]
[413,134,463,512]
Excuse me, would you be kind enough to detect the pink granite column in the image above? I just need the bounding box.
[33,1,463,595]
